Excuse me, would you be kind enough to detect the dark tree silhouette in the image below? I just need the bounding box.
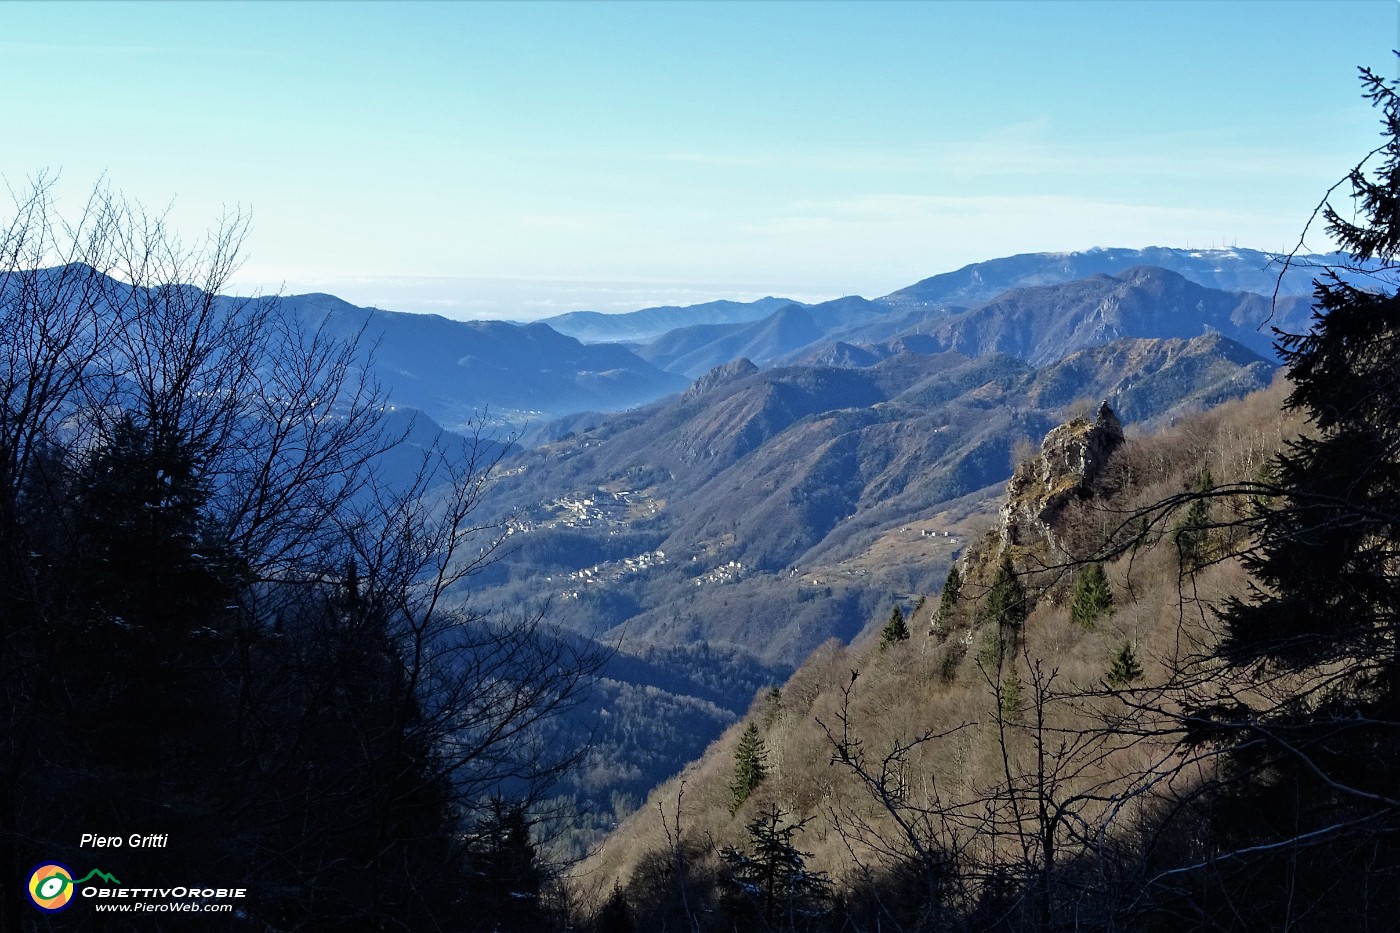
[1105,641,1142,689]
[1172,469,1214,574]
[720,804,831,931]
[933,564,963,633]
[879,605,910,647]
[1163,64,1400,929]
[730,722,770,815]
[0,179,597,932]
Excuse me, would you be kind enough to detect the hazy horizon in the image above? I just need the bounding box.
[244,242,1306,323]
[3,0,1394,321]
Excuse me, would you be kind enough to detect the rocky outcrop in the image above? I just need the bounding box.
[1000,402,1124,552]
[682,358,759,402]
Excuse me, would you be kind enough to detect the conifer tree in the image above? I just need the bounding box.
[879,605,910,647]
[593,883,634,933]
[465,798,545,933]
[763,686,783,727]
[1173,469,1213,573]
[986,555,1027,630]
[997,663,1023,725]
[1105,641,1143,688]
[47,415,243,905]
[1218,68,1400,697]
[1175,65,1400,925]
[980,555,1027,668]
[1069,562,1113,629]
[729,722,769,814]
[933,565,962,632]
[719,804,831,929]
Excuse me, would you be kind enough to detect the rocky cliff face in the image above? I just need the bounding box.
[1000,402,1124,552]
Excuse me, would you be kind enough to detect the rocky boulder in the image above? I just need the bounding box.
[1000,402,1124,552]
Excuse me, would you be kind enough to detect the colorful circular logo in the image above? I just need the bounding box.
[27,863,76,912]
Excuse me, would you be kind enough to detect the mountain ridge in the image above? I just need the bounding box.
[543,296,803,344]
[877,245,1336,312]
[857,264,1314,367]
[475,331,1277,669]
[267,293,688,429]
[627,249,1333,381]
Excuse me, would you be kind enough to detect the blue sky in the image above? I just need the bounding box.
[2,1,1395,319]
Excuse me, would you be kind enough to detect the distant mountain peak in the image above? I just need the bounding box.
[683,358,759,402]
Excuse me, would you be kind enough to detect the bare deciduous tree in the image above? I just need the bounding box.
[0,176,599,932]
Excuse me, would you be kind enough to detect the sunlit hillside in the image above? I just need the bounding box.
[573,376,1320,929]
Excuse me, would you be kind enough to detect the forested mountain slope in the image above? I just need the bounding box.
[573,105,1400,919]
[573,378,1352,930]
[477,335,1275,668]
[468,324,1278,851]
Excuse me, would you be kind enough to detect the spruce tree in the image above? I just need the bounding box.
[1218,70,1400,688]
[720,804,831,928]
[594,883,634,933]
[1173,469,1213,573]
[997,663,1023,725]
[986,555,1027,630]
[465,798,545,933]
[763,686,783,727]
[1105,641,1143,688]
[981,555,1027,668]
[1178,65,1400,925]
[730,722,769,814]
[933,565,962,632]
[879,605,910,647]
[58,416,241,892]
[1069,562,1113,630]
